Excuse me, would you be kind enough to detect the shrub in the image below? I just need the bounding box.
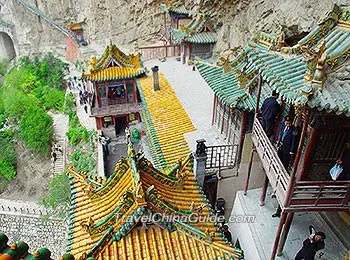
[0,130,16,182]
[71,147,96,175]
[40,86,65,111]
[2,84,38,118]
[40,172,71,219]
[0,58,8,76]
[63,93,76,114]
[19,107,53,156]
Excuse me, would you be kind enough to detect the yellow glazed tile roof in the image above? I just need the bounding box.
[82,43,145,82]
[66,148,243,260]
[138,73,196,169]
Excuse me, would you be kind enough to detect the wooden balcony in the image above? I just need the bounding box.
[251,116,290,206]
[91,103,142,117]
[251,116,350,211]
[288,181,350,211]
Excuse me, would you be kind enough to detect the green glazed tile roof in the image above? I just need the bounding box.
[195,57,259,111]
[160,4,190,16]
[244,4,350,115]
[308,64,350,116]
[195,5,350,116]
[185,32,216,44]
[246,41,310,105]
[172,12,216,44]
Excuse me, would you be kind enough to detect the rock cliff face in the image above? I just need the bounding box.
[0,0,349,58]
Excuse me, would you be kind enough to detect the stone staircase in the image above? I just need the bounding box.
[52,138,65,174]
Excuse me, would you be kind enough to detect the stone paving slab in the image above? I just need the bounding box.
[229,188,347,260]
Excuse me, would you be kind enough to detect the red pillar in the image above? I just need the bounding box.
[259,174,269,206]
[237,110,247,165]
[212,94,217,125]
[297,127,319,181]
[277,212,294,256]
[284,108,311,206]
[244,146,255,195]
[221,104,226,133]
[270,212,287,260]
[133,79,137,103]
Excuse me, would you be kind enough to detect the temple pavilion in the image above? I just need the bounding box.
[82,43,145,136]
[196,4,350,259]
[172,12,217,64]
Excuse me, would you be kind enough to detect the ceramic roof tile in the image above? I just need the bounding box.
[172,12,216,45]
[82,43,145,82]
[137,73,196,170]
[66,149,243,260]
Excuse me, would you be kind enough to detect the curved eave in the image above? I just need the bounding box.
[185,32,217,44]
[82,69,145,82]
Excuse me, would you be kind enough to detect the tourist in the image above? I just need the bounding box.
[221,225,232,243]
[260,90,280,138]
[276,116,298,169]
[98,135,110,156]
[53,143,63,154]
[125,127,131,141]
[51,150,57,164]
[84,104,88,114]
[294,226,326,260]
[329,159,343,180]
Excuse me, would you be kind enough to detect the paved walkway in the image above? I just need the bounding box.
[229,188,348,260]
[144,58,226,152]
[48,112,69,174]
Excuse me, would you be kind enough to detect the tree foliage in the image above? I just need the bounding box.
[40,172,71,220]
[0,58,8,76]
[19,107,53,156]
[0,130,16,183]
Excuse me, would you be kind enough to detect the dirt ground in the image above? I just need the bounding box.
[0,139,51,202]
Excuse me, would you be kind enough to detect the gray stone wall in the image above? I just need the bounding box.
[0,214,66,259]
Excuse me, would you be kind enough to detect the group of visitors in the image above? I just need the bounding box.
[260,90,300,170]
[50,143,63,165]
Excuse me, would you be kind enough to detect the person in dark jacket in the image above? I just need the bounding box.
[221,225,232,243]
[261,90,280,138]
[295,226,326,260]
[277,116,298,168]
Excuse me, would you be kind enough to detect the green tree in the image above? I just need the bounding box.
[40,172,71,219]
[0,130,16,187]
[2,85,38,118]
[19,107,53,156]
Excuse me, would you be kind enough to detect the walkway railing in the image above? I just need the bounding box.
[288,181,350,211]
[16,0,69,36]
[139,45,180,61]
[251,116,290,205]
[91,103,142,117]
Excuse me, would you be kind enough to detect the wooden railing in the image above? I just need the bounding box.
[139,45,180,61]
[251,116,290,205]
[91,103,142,117]
[288,181,350,211]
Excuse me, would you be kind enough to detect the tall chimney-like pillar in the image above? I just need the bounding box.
[152,66,160,91]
